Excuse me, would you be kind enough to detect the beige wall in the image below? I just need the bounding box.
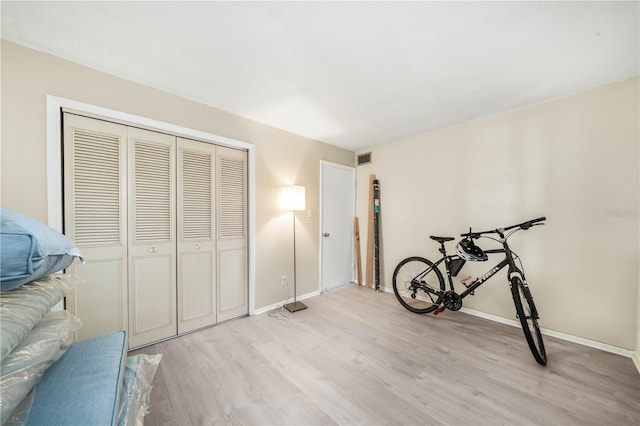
[357,78,639,350]
[0,41,354,310]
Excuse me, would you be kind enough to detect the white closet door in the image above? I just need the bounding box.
[217,146,248,322]
[127,127,177,348]
[177,137,217,333]
[63,113,128,340]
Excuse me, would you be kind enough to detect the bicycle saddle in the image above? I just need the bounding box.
[429,235,454,243]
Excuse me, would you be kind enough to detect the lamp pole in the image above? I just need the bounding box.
[285,207,307,312]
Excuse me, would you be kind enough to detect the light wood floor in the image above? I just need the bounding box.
[132,284,640,425]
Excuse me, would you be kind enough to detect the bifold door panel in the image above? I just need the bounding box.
[64,115,129,341]
[217,148,248,322]
[127,127,177,348]
[177,137,217,334]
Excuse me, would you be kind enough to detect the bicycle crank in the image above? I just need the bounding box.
[443,290,463,311]
[433,291,463,315]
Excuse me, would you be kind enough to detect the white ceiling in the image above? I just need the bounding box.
[2,1,638,151]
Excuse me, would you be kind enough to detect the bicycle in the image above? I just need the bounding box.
[392,217,547,365]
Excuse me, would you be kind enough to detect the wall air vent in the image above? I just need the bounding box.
[357,152,372,166]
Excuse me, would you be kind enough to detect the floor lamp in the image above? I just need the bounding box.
[281,185,308,312]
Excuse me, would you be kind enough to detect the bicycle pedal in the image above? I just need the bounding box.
[433,307,445,315]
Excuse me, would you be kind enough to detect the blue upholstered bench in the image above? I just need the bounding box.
[26,331,127,425]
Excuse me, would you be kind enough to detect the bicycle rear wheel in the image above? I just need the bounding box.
[392,257,445,314]
[511,277,547,365]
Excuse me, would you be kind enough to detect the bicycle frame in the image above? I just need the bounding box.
[419,240,523,303]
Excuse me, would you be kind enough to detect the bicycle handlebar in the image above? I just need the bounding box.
[461,216,546,238]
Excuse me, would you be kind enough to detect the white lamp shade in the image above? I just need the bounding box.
[281,185,306,211]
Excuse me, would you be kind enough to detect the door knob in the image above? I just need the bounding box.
[323,233,330,237]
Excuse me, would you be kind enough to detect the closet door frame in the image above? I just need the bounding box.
[45,95,256,315]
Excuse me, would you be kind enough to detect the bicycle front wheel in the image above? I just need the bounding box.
[511,277,547,365]
[392,257,445,314]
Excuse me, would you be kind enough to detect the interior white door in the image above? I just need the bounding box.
[177,137,217,333]
[216,146,248,322]
[321,161,355,291]
[127,127,177,348]
[63,113,129,341]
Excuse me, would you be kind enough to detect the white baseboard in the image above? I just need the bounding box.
[459,307,635,359]
[378,285,637,364]
[253,290,321,315]
[632,351,640,374]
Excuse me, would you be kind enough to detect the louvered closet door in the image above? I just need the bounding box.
[177,138,217,333]
[128,127,177,348]
[63,114,128,340]
[217,146,248,322]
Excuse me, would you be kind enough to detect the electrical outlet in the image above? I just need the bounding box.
[281,275,287,286]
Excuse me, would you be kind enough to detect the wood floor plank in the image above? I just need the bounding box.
[131,284,640,425]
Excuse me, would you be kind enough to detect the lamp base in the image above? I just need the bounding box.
[283,301,308,312]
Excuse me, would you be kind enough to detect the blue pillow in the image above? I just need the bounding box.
[0,209,83,292]
[26,331,127,426]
